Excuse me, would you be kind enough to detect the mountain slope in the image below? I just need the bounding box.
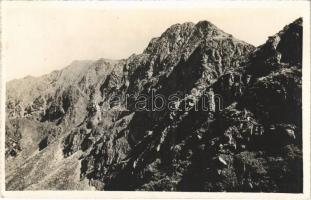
[5,18,302,192]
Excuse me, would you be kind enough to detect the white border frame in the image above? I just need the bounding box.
[0,1,310,199]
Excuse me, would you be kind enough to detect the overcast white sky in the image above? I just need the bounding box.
[2,1,309,81]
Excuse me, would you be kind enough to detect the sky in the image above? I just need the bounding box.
[2,1,309,81]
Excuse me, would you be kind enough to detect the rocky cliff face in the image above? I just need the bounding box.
[5,18,302,192]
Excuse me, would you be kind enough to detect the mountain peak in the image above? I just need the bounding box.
[143,20,237,55]
[249,17,303,76]
[195,20,216,29]
[167,21,195,30]
[293,17,302,26]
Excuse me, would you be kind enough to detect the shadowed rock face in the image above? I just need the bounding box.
[5,18,302,192]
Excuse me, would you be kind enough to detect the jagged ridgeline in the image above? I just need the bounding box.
[6,18,302,192]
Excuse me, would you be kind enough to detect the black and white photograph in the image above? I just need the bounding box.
[0,1,310,198]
